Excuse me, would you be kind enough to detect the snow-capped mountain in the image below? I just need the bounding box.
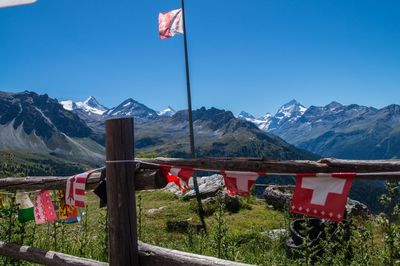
[237,111,273,131]
[158,106,176,117]
[238,100,307,132]
[60,96,108,116]
[103,98,158,121]
[267,100,307,130]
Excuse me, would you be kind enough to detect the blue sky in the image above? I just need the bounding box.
[1,0,399,117]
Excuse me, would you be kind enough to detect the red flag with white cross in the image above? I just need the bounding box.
[160,165,194,191]
[222,171,260,196]
[291,173,355,221]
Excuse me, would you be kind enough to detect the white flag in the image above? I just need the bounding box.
[0,0,36,8]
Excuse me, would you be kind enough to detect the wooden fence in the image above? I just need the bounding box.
[1,117,400,265]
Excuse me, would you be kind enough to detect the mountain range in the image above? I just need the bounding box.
[1,90,397,211]
[0,91,316,168]
[239,100,400,160]
[59,96,315,159]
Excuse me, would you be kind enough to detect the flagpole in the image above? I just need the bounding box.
[180,0,207,233]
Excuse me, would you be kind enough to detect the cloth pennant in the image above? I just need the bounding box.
[222,171,260,196]
[0,193,11,209]
[0,0,37,8]
[290,173,355,222]
[34,190,57,224]
[93,169,107,208]
[160,165,194,191]
[56,190,78,220]
[158,8,184,39]
[65,172,91,208]
[15,192,35,223]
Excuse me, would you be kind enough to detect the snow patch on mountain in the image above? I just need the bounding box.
[158,106,176,117]
[60,96,108,116]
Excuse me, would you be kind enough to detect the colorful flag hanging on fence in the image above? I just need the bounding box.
[34,190,57,224]
[56,190,79,220]
[0,193,10,209]
[158,8,184,39]
[0,0,36,8]
[161,165,194,191]
[65,172,89,208]
[222,171,260,196]
[290,173,355,222]
[15,192,34,223]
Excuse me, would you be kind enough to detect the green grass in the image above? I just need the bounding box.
[0,189,397,265]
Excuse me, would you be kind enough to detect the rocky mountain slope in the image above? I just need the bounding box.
[135,107,318,159]
[0,91,104,164]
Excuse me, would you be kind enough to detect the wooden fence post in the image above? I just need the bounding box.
[105,117,139,265]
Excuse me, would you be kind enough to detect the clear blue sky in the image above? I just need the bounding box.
[1,0,399,117]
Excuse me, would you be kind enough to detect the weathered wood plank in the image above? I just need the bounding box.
[0,170,167,191]
[0,241,107,266]
[138,241,252,266]
[105,117,139,265]
[0,241,253,266]
[138,157,400,179]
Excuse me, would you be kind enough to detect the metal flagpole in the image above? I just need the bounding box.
[180,0,207,233]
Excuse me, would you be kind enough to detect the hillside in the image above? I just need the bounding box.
[135,107,318,159]
[0,91,104,165]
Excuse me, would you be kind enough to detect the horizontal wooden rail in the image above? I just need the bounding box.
[139,157,400,180]
[0,241,107,266]
[3,157,400,191]
[0,169,167,191]
[138,241,252,266]
[0,241,252,266]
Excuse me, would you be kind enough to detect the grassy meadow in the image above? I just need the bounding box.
[1,186,400,265]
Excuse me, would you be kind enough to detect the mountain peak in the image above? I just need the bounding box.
[238,111,255,120]
[325,101,343,110]
[104,98,158,120]
[276,100,307,119]
[158,106,176,117]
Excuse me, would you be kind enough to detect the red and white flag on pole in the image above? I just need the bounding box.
[160,165,194,191]
[158,8,184,39]
[65,172,89,208]
[291,173,355,221]
[0,0,36,8]
[222,171,260,196]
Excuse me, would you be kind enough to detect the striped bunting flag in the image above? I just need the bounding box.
[65,172,89,208]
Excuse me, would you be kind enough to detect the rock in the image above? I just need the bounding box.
[263,185,293,211]
[346,199,370,217]
[166,220,204,233]
[147,206,167,214]
[262,229,287,240]
[183,174,225,199]
[164,182,183,197]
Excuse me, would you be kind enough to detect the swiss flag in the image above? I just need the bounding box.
[222,171,260,196]
[158,8,184,39]
[160,165,194,191]
[291,173,355,222]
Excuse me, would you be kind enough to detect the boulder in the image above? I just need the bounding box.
[183,174,225,199]
[263,185,293,211]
